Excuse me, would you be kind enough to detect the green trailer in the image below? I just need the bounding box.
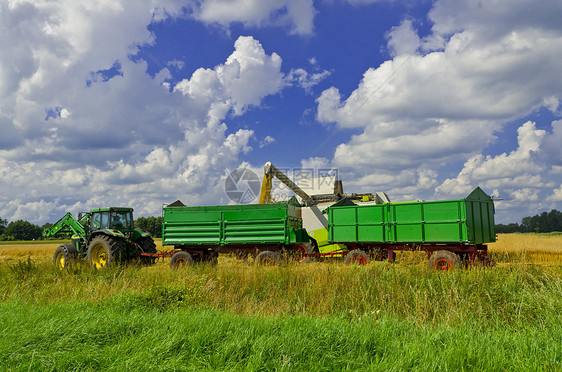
[326,187,496,270]
[162,197,312,267]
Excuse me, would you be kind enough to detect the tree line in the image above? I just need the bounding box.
[134,216,162,238]
[496,209,562,233]
[0,215,163,241]
[0,218,44,241]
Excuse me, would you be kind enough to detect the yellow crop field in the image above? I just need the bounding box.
[489,233,562,266]
[1,234,561,266]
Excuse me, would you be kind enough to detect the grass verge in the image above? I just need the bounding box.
[1,300,560,371]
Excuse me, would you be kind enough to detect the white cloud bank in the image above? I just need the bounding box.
[315,0,562,222]
[190,0,315,35]
[0,0,317,224]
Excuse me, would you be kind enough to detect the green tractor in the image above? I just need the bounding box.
[43,207,156,269]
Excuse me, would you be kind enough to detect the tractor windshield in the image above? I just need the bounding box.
[110,211,133,229]
[91,210,133,230]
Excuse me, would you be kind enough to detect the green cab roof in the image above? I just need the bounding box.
[89,207,134,213]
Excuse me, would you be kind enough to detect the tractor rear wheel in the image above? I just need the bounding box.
[137,237,157,265]
[53,244,78,270]
[170,251,194,269]
[255,251,281,266]
[344,249,370,266]
[428,250,462,271]
[87,236,124,269]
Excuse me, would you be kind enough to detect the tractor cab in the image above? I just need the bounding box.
[90,207,134,231]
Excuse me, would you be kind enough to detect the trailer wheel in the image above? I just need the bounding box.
[53,244,78,270]
[344,249,370,266]
[87,236,124,269]
[170,251,193,269]
[255,251,281,266]
[428,250,461,271]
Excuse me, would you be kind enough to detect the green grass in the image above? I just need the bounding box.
[1,300,560,371]
[1,252,561,370]
[2,259,561,325]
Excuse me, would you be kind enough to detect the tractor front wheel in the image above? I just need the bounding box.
[87,236,124,269]
[428,250,462,271]
[53,244,78,270]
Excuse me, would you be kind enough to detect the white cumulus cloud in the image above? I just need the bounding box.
[315,0,562,221]
[191,0,316,35]
[0,0,295,224]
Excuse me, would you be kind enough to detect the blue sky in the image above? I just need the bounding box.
[1,0,562,225]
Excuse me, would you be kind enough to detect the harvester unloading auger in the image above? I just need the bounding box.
[257,161,391,257]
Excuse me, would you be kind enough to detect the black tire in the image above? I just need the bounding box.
[87,235,125,269]
[53,244,78,270]
[344,249,370,266]
[255,251,281,266]
[427,250,462,271]
[170,251,193,269]
[137,237,157,265]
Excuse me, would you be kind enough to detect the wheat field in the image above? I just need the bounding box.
[1,233,561,266]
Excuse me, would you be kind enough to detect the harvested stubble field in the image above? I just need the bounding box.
[1,234,561,371]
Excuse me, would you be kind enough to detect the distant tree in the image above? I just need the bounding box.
[504,209,562,233]
[4,220,42,240]
[135,216,162,238]
[0,217,7,235]
[495,223,521,233]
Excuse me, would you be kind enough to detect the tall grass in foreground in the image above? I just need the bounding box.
[1,235,561,370]
[1,257,561,328]
[1,301,560,371]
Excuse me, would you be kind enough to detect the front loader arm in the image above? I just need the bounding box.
[42,212,87,239]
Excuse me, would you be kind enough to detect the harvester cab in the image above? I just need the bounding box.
[45,207,156,270]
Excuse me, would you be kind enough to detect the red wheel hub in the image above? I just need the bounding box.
[434,258,453,271]
[352,255,368,265]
